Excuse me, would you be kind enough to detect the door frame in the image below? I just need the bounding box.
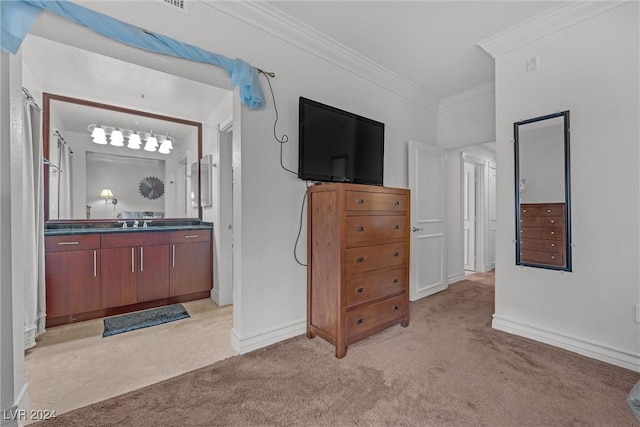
[460,153,491,273]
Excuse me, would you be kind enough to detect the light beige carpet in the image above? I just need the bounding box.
[35,272,639,426]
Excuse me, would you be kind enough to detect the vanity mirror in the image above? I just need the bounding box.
[514,111,572,271]
[43,93,204,222]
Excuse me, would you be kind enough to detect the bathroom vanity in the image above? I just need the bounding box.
[44,222,213,327]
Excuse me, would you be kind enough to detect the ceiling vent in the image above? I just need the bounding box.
[153,0,188,14]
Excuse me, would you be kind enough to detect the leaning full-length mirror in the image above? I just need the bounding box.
[514,111,572,271]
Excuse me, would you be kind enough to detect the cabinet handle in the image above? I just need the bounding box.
[393,224,400,230]
[356,317,365,325]
[356,198,364,204]
[356,256,365,263]
[550,220,555,224]
[392,278,399,284]
[140,247,144,272]
[184,235,199,239]
[131,248,135,273]
[550,231,555,235]
[392,304,400,312]
[172,244,176,268]
[93,250,97,277]
[58,241,79,245]
[547,209,552,213]
[551,243,555,247]
[356,226,365,232]
[393,251,400,257]
[393,200,400,206]
[356,287,365,294]
[551,256,555,260]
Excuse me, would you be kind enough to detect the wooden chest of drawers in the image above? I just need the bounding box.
[519,203,566,267]
[307,183,410,358]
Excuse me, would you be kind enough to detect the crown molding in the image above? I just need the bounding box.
[438,82,495,114]
[202,0,440,112]
[478,1,630,58]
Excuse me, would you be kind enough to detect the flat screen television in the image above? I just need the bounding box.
[298,97,384,185]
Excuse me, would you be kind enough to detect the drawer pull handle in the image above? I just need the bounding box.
[551,256,555,259]
[393,200,400,206]
[93,250,97,277]
[184,235,199,239]
[140,247,144,272]
[392,304,400,312]
[356,287,365,294]
[58,241,79,245]
[547,209,551,213]
[356,226,365,232]
[393,224,400,230]
[356,198,364,204]
[131,247,135,273]
[523,209,527,213]
[356,317,365,325]
[550,220,555,224]
[393,251,400,257]
[356,256,365,263]
[551,243,555,247]
[392,278,399,284]
[550,232,555,235]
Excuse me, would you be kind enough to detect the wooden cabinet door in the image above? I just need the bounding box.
[101,247,138,308]
[170,241,212,297]
[67,249,101,314]
[45,249,100,317]
[137,244,170,302]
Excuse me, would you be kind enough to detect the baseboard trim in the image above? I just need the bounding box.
[210,287,220,306]
[448,273,463,284]
[1,384,30,426]
[231,319,306,355]
[492,314,640,372]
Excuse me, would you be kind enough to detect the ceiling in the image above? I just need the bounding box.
[267,1,562,99]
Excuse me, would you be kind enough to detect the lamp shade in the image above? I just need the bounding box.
[158,138,173,154]
[144,136,158,152]
[110,130,124,146]
[91,126,107,144]
[128,133,142,149]
[100,189,114,199]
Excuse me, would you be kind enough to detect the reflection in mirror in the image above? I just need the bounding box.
[515,111,571,271]
[44,94,203,221]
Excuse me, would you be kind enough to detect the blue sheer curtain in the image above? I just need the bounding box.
[1,0,264,109]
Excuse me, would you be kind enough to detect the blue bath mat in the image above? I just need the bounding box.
[103,304,190,337]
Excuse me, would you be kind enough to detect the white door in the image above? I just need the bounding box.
[463,161,476,271]
[408,140,447,301]
[488,163,497,270]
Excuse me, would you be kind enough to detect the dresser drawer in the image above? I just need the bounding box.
[346,243,408,276]
[170,229,211,243]
[520,226,564,240]
[345,216,408,247]
[345,191,408,212]
[520,216,563,227]
[520,203,565,217]
[521,238,563,251]
[45,234,100,252]
[521,249,564,266]
[346,268,407,308]
[346,294,407,341]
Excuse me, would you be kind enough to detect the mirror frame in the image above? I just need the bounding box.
[514,110,572,271]
[43,93,204,223]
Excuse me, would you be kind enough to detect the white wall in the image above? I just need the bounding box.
[492,3,639,370]
[18,2,437,355]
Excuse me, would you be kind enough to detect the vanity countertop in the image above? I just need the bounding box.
[44,222,213,236]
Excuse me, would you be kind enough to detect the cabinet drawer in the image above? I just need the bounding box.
[346,216,408,247]
[45,234,100,252]
[346,294,407,341]
[101,231,169,248]
[345,191,408,212]
[520,216,563,227]
[170,229,211,243]
[346,268,407,308]
[520,203,565,217]
[520,226,564,240]
[521,249,564,266]
[521,238,562,251]
[346,243,408,276]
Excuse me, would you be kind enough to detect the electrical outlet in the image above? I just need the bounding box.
[635,304,640,323]
[526,56,539,73]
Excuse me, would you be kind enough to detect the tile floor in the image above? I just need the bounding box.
[24,299,235,424]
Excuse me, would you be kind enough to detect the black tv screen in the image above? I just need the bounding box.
[298,97,384,185]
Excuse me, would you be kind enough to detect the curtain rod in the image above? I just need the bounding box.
[22,87,41,111]
[53,130,74,154]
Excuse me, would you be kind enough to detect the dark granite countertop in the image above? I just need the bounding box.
[44,222,213,236]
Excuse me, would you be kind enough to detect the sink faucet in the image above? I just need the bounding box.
[143,220,151,228]
[133,220,139,228]
[118,220,128,229]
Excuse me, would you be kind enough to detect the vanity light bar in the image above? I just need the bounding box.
[87,124,174,154]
